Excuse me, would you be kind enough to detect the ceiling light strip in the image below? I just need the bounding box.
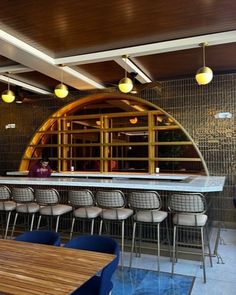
[122,57,152,83]
[0,30,54,64]
[64,67,104,89]
[0,30,104,90]
[0,75,52,95]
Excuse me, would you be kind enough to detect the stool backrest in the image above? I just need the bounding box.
[35,188,60,205]
[168,193,206,213]
[0,185,11,201]
[12,187,34,203]
[129,191,161,210]
[68,189,95,207]
[96,190,126,209]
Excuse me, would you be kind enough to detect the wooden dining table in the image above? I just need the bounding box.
[0,239,115,295]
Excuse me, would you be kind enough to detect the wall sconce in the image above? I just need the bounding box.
[195,42,213,85]
[54,65,69,98]
[129,117,138,124]
[214,112,232,119]
[118,55,133,93]
[1,74,15,103]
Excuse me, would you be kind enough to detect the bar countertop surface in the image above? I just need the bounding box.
[1,174,225,192]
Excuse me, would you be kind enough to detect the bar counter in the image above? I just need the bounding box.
[1,174,225,192]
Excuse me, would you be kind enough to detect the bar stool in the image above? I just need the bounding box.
[11,187,39,238]
[128,191,169,272]
[0,185,16,239]
[68,189,102,239]
[35,188,72,232]
[168,192,213,283]
[96,190,133,267]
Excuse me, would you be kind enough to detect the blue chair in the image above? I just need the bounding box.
[64,235,119,295]
[15,230,61,246]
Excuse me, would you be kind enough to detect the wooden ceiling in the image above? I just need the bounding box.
[0,0,236,98]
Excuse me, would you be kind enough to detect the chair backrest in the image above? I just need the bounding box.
[35,188,60,205]
[0,185,11,201]
[12,187,34,203]
[15,230,61,246]
[68,189,95,207]
[96,190,126,209]
[64,235,119,295]
[128,191,161,210]
[168,193,206,214]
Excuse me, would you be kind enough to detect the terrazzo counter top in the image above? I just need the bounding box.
[7,171,189,180]
[0,175,225,192]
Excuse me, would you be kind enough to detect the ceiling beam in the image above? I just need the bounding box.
[0,29,104,90]
[54,30,236,66]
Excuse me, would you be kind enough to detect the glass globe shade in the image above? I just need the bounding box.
[118,77,133,93]
[54,83,69,98]
[1,90,15,103]
[195,66,213,85]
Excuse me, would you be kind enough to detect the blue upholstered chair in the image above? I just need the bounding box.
[15,230,61,246]
[64,235,119,295]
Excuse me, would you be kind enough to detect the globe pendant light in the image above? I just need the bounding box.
[195,42,213,85]
[118,55,133,93]
[1,74,15,103]
[54,65,69,98]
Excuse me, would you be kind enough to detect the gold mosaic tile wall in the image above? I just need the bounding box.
[141,74,236,226]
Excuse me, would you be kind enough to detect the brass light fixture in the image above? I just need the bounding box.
[1,74,15,103]
[195,42,213,85]
[129,117,138,124]
[54,65,69,98]
[118,56,133,93]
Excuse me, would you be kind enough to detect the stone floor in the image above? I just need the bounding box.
[121,227,236,295]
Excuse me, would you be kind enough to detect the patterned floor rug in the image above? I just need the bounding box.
[112,266,195,295]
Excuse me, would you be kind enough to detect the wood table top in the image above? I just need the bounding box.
[0,239,115,295]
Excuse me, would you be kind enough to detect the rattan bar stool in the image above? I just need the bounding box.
[96,190,133,267]
[68,189,102,239]
[128,191,169,272]
[0,185,16,239]
[168,192,213,283]
[11,187,39,238]
[35,188,72,232]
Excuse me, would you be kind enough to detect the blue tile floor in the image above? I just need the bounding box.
[112,267,194,295]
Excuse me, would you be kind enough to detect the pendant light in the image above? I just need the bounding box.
[54,65,69,98]
[195,42,213,85]
[118,56,133,93]
[1,74,15,103]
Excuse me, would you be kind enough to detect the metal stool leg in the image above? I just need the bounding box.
[129,221,136,268]
[201,227,206,283]
[157,223,160,272]
[90,219,95,235]
[11,212,18,238]
[70,217,75,240]
[37,215,42,229]
[30,214,35,231]
[55,216,60,232]
[99,219,103,235]
[4,211,12,239]
[205,227,213,267]
[121,220,125,267]
[172,225,177,276]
